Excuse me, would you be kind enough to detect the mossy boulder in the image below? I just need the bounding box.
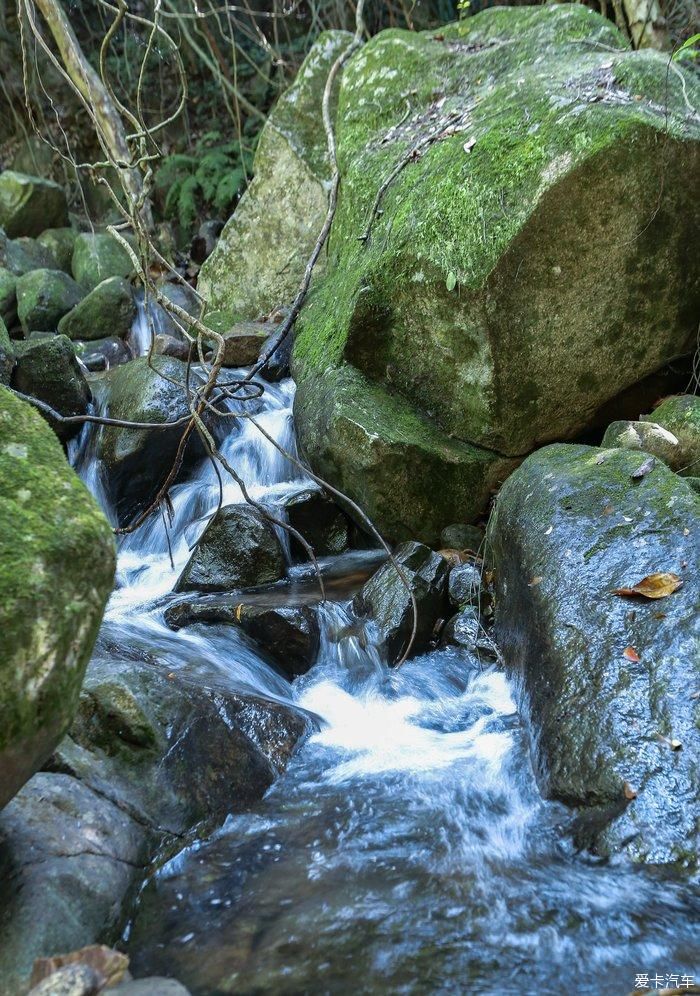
[0,386,115,810]
[71,232,135,291]
[12,335,91,441]
[487,443,700,867]
[272,5,699,540]
[0,318,13,385]
[97,356,216,526]
[0,268,17,328]
[642,395,700,477]
[198,31,352,320]
[58,275,135,341]
[601,419,682,470]
[16,268,83,334]
[0,228,56,277]
[0,171,68,238]
[37,226,78,273]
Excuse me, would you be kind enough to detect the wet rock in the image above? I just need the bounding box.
[353,541,449,662]
[153,333,191,361]
[112,981,191,996]
[36,227,78,273]
[16,268,83,334]
[190,218,224,265]
[175,504,286,593]
[283,487,350,558]
[441,607,480,651]
[152,280,201,340]
[73,336,131,372]
[0,171,68,238]
[12,335,91,441]
[0,774,144,995]
[642,395,700,477]
[259,325,293,383]
[0,317,14,385]
[0,267,17,327]
[97,356,214,527]
[58,276,135,341]
[71,232,134,291]
[232,604,320,677]
[198,31,351,320]
[440,522,484,553]
[286,7,700,540]
[0,388,114,810]
[448,562,483,609]
[27,963,103,996]
[206,319,270,367]
[601,419,681,470]
[487,443,700,867]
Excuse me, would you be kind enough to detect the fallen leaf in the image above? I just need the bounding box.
[612,572,683,600]
[595,453,608,465]
[446,272,457,291]
[438,548,469,567]
[31,946,129,988]
[528,576,543,587]
[623,646,640,662]
[684,528,690,536]
[623,781,638,800]
[545,525,553,535]
[631,455,656,479]
[656,733,683,751]
[602,504,614,516]
[463,137,476,153]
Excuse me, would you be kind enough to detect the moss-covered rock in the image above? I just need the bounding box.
[198,31,352,320]
[487,443,700,867]
[71,232,135,291]
[0,172,68,238]
[0,318,13,385]
[97,356,215,526]
[0,386,115,810]
[260,5,699,539]
[58,275,135,341]
[642,394,700,477]
[12,335,91,442]
[16,268,83,334]
[0,228,57,277]
[0,268,17,328]
[36,226,78,273]
[601,418,682,469]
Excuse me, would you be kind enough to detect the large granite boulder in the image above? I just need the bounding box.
[202,7,700,541]
[0,172,68,238]
[487,443,700,868]
[197,30,352,322]
[0,387,115,811]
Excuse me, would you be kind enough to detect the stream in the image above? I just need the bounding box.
[69,325,700,996]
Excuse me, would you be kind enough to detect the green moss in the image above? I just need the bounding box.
[0,386,115,804]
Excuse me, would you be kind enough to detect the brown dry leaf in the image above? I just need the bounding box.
[612,572,683,600]
[438,548,469,567]
[602,504,614,516]
[623,781,638,800]
[528,576,543,587]
[31,946,129,988]
[623,646,640,662]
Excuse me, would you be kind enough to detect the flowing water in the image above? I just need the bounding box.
[70,327,700,996]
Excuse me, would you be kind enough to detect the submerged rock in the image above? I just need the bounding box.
[175,504,286,593]
[0,171,68,238]
[0,654,308,993]
[0,387,115,811]
[12,335,91,441]
[16,268,83,334]
[353,541,449,662]
[203,5,700,541]
[58,275,135,342]
[487,443,700,867]
[71,232,134,291]
[97,356,213,527]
